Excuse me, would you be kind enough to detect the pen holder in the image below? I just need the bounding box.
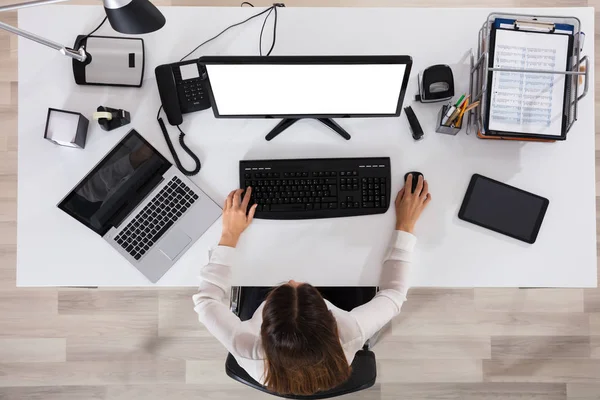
[436,104,462,135]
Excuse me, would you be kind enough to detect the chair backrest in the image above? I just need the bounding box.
[237,286,378,320]
[226,286,378,398]
[225,348,377,399]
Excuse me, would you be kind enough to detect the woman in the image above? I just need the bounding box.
[193,174,431,395]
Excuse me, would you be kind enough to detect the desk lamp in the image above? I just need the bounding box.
[0,0,165,86]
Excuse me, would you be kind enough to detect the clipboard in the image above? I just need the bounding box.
[483,19,575,141]
[468,13,589,142]
[493,18,574,33]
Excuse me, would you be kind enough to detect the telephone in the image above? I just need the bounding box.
[154,60,211,176]
[155,60,211,125]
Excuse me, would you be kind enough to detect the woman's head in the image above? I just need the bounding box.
[260,281,351,395]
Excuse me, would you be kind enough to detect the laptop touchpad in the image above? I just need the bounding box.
[158,228,191,261]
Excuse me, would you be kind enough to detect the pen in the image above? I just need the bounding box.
[449,99,468,126]
[454,94,465,107]
[463,101,480,113]
[456,94,470,109]
[455,99,469,126]
[448,97,468,124]
[441,105,456,126]
[453,100,480,127]
[447,107,462,125]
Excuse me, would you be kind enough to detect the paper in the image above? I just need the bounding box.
[489,29,570,136]
[46,110,79,147]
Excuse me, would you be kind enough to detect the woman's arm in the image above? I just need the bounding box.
[192,245,242,354]
[349,230,416,341]
[192,188,257,355]
[350,174,431,342]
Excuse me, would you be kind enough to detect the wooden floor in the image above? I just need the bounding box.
[1,1,600,399]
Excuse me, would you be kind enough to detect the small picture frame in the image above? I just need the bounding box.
[43,108,89,149]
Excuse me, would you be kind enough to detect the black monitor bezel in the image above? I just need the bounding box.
[198,55,413,119]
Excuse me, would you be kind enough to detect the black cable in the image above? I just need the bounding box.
[241,1,254,6]
[180,6,275,62]
[259,5,279,56]
[75,16,108,63]
[83,16,108,40]
[157,107,201,176]
[267,5,278,56]
[159,4,282,176]
[175,125,202,175]
[259,7,273,56]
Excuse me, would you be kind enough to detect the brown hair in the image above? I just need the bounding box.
[260,283,351,395]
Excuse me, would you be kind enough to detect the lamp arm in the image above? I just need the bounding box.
[0,0,69,12]
[0,0,87,62]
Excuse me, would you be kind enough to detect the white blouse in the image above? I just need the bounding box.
[192,230,416,384]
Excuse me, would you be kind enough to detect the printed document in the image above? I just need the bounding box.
[489,29,570,136]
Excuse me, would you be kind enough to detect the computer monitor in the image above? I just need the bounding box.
[198,55,412,140]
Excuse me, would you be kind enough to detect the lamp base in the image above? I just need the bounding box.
[72,35,145,88]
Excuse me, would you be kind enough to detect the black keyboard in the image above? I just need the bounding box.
[240,158,391,220]
[114,176,199,261]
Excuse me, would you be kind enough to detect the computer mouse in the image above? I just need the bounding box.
[404,171,424,193]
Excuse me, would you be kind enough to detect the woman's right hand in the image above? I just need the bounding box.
[394,174,431,233]
[219,188,257,248]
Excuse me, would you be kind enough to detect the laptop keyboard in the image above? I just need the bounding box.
[114,176,199,261]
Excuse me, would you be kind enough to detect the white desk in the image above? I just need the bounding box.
[16,6,597,287]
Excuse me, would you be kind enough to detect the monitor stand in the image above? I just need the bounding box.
[265,118,351,141]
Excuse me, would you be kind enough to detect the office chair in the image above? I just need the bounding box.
[226,286,378,399]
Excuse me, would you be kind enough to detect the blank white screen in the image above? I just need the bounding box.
[205,64,407,116]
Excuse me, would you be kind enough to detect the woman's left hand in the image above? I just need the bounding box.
[219,188,257,248]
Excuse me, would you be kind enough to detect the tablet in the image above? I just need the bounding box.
[458,174,549,244]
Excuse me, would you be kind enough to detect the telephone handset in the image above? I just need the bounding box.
[155,60,211,176]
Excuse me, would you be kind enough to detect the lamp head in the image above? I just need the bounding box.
[103,0,166,34]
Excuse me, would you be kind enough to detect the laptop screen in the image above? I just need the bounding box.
[58,130,171,236]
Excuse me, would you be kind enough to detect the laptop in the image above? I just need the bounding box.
[58,129,222,283]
